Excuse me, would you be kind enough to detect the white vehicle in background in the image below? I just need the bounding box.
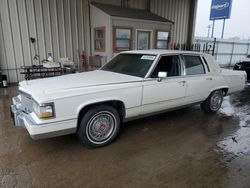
[11,50,246,148]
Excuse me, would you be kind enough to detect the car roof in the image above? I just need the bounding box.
[120,49,203,55]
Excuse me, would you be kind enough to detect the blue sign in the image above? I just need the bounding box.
[210,0,232,20]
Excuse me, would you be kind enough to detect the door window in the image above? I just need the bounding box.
[151,56,181,78]
[183,56,205,75]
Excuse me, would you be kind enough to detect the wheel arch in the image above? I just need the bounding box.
[76,100,126,130]
[210,87,229,96]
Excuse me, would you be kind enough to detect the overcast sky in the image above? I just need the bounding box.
[195,0,250,39]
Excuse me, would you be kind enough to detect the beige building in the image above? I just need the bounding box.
[91,2,173,62]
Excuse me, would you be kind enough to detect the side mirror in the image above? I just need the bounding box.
[157,72,167,82]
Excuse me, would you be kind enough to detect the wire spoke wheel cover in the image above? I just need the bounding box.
[77,105,121,148]
[86,111,117,144]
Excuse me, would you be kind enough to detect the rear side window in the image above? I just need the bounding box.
[183,56,205,75]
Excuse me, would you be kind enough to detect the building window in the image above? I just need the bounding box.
[94,27,105,52]
[156,30,169,49]
[113,27,132,52]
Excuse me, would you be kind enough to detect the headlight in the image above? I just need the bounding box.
[33,101,55,118]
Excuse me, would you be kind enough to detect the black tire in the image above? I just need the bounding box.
[200,90,224,113]
[77,105,121,148]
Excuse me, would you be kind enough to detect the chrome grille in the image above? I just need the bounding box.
[19,90,33,113]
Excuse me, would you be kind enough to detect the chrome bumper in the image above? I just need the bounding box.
[10,96,25,127]
[10,96,77,139]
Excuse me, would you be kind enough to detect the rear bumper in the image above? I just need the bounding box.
[10,96,77,139]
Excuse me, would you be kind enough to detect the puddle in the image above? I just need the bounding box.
[218,92,250,159]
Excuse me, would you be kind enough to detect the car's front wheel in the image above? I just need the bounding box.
[200,90,224,113]
[77,105,121,148]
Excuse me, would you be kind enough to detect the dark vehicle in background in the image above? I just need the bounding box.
[234,55,250,82]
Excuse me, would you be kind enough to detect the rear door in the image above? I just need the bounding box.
[182,55,214,103]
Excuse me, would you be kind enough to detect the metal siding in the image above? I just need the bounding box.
[182,0,189,45]
[57,0,67,57]
[63,0,73,60]
[17,0,32,67]
[83,0,91,60]
[150,0,191,44]
[0,0,17,82]
[0,0,85,82]
[173,0,178,43]
[77,0,84,53]
[70,0,79,63]
[49,0,60,60]
[168,0,172,21]
[34,0,46,61]
[9,0,25,81]
[180,0,184,43]
[129,0,147,9]
[26,0,39,64]
[42,0,53,56]
[0,0,195,82]
[0,11,9,80]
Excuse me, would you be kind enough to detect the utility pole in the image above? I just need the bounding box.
[207,24,212,38]
[211,20,215,38]
[221,19,226,39]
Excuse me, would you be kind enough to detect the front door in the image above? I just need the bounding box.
[142,55,187,114]
[137,31,151,50]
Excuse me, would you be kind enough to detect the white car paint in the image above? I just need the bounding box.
[11,50,246,139]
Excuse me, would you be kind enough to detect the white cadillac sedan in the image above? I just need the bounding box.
[11,50,246,148]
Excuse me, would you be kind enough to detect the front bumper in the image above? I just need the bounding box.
[10,96,29,128]
[10,96,77,139]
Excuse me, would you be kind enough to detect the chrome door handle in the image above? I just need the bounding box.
[206,78,213,81]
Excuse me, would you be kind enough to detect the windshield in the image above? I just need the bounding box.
[101,53,156,78]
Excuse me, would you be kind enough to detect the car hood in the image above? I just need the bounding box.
[19,70,142,95]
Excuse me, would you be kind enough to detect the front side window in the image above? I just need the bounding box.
[183,56,205,75]
[113,27,132,51]
[151,55,181,78]
[94,27,105,52]
[101,53,156,78]
[156,31,169,49]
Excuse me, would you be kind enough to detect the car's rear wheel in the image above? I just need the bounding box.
[77,105,121,148]
[200,90,224,113]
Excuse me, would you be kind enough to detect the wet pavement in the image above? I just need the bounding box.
[0,85,249,187]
